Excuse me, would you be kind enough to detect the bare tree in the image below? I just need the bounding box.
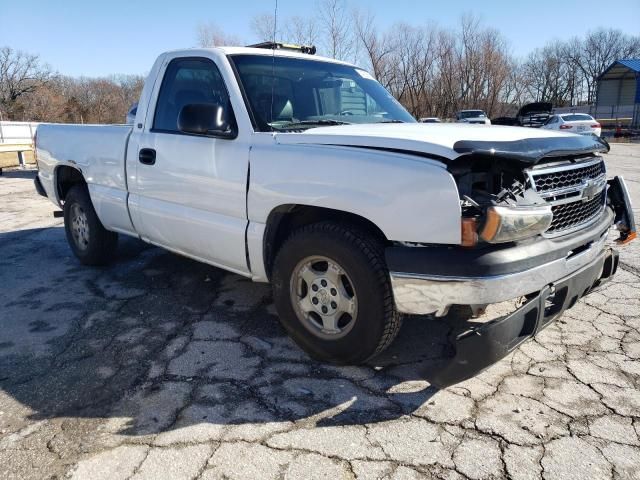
[0,46,51,119]
[111,74,145,111]
[353,9,394,85]
[523,41,584,106]
[250,13,278,42]
[386,23,439,117]
[317,0,355,61]
[251,12,319,47]
[286,15,320,47]
[12,73,145,124]
[11,79,64,121]
[499,61,529,115]
[196,22,243,47]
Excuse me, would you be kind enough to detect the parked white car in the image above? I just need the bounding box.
[542,113,601,137]
[455,110,491,125]
[33,44,634,384]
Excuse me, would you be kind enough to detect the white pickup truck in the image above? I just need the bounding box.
[34,44,636,383]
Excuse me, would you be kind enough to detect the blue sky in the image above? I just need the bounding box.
[1,0,638,77]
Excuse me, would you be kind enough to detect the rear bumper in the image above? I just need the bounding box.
[430,247,618,386]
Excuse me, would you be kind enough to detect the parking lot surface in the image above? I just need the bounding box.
[1,143,639,479]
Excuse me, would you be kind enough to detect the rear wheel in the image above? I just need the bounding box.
[64,185,118,265]
[272,222,401,364]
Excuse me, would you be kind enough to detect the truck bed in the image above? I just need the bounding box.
[36,123,134,234]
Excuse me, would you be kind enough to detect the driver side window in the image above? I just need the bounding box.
[153,57,230,133]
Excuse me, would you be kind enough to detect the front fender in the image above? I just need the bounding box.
[248,143,461,245]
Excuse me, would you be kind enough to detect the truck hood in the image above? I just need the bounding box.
[274,123,608,165]
[517,102,553,117]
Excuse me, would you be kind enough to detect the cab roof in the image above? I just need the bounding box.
[164,46,357,68]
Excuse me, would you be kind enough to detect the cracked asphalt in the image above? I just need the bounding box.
[1,143,640,480]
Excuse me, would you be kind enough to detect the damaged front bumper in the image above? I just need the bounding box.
[386,176,634,386]
[429,246,618,386]
[388,207,615,317]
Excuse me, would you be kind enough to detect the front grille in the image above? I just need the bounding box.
[532,161,605,192]
[528,158,607,236]
[547,190,606,234]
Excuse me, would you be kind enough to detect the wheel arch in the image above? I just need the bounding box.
[54,164,86,204]
[262,203,389,281]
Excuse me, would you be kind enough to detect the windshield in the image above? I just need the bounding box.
[458,110,486,119]
[230,54,415,131]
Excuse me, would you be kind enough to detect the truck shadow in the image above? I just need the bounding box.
[0,227,485,439]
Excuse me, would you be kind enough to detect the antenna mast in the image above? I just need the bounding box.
[269,0,278,127]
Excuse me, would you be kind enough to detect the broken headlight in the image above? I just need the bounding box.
[480,205,553,243]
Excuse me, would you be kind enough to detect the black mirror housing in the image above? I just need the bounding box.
[178,103,236,138]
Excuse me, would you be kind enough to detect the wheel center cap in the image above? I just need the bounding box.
[318,289,330,305]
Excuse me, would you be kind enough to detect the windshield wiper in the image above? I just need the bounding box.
[378,119,405,123]
[274,119,352,130]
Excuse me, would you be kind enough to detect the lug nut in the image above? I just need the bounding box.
[331,301,337,309]
[321,279,327,287]
[330,288,337,296]
[321,306,328,314]
[312,297,319,305]
[311,284,319,292]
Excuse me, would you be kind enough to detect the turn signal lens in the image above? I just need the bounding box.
[480,205,553,243]
[560,124,573,129]
[461,217,479,247]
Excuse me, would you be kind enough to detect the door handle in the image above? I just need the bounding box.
[139,148,156,165]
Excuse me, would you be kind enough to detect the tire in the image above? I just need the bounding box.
[63,185,118,266]
[272,222,402,364]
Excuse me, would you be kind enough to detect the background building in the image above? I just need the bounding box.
[595,59,640,128]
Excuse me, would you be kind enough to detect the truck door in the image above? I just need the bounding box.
[127,56,250,275]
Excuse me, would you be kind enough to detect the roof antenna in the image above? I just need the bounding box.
[270,0,278,129]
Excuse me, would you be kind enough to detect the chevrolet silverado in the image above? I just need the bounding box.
[33,44,636,384]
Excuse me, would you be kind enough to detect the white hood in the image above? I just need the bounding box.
[274,123,574,161]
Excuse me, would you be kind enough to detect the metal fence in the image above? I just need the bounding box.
[0,121,39,144]
[0,122,40,170]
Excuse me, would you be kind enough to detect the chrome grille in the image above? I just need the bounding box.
[532,161,605,192]
[548,190,606,233]
[527,157,607,236]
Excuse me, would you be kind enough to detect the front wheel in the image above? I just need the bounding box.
[272,222,402,364]
[63,185,118,266]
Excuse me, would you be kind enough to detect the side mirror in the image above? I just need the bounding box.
[178,103,236,138]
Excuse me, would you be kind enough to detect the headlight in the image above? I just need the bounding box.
[480,205,553,243]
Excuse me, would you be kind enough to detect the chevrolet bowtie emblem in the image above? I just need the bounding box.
[582,178,598,202]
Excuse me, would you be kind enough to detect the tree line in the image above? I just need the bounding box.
[239,1,640,119]
[0,47,144,124]
[2,1,639,123]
